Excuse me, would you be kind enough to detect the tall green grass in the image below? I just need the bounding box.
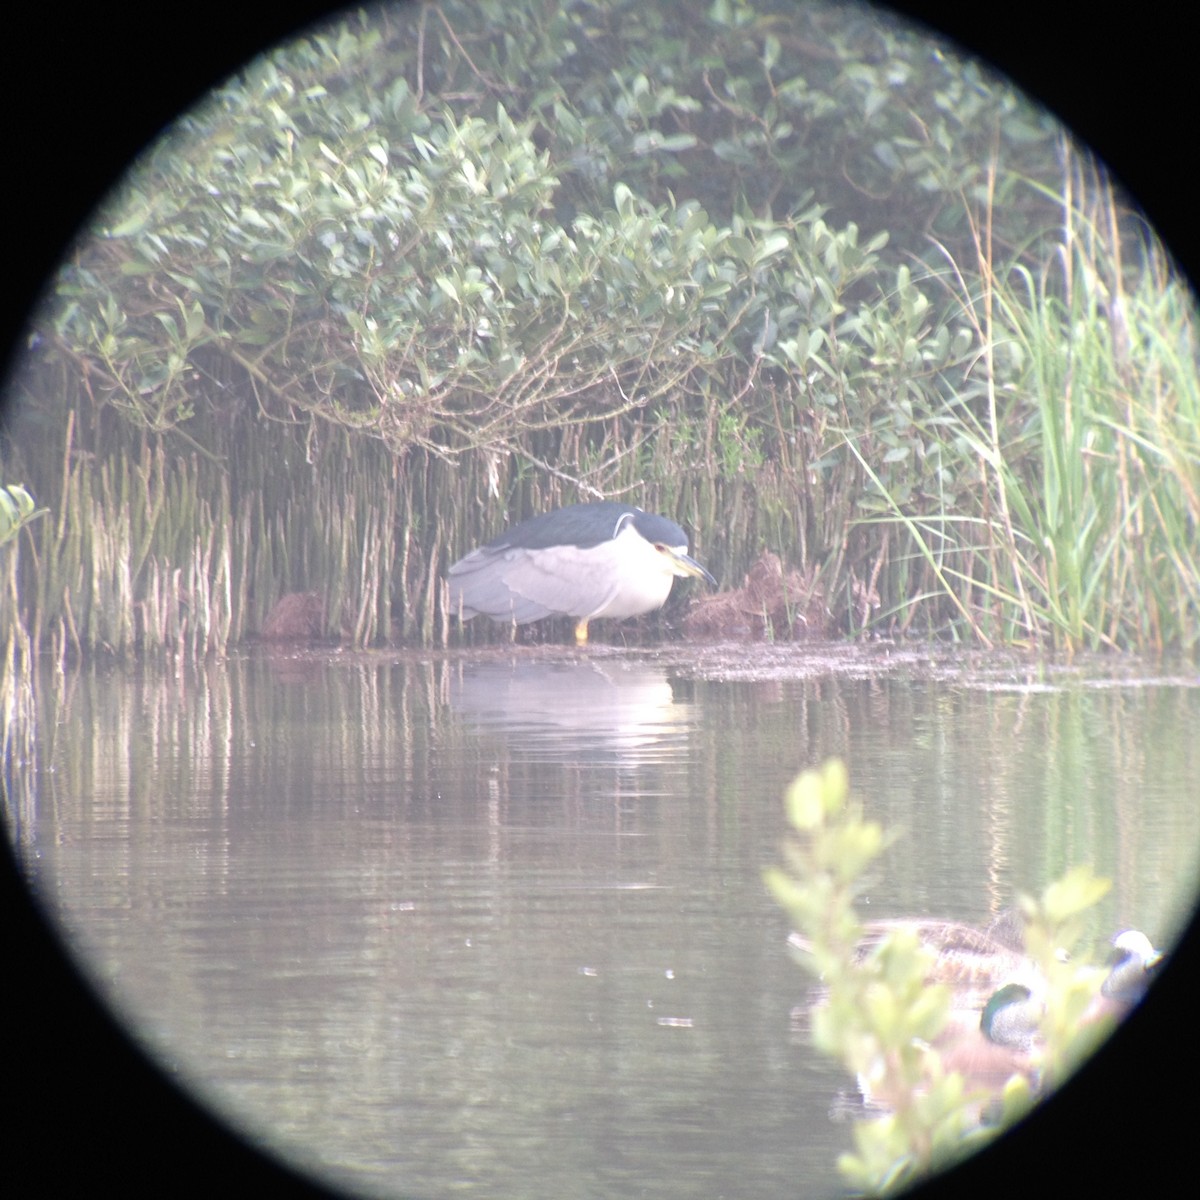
[855,154,1200,652]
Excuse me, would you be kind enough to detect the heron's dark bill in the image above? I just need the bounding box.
[659,546,717,585]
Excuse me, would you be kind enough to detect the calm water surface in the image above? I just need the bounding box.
[8,644,1200,1199]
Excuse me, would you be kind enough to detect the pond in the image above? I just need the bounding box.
[6,643,1199,1198]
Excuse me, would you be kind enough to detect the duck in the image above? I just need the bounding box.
[860,913,1033,997]
[788,911,1038,1011]
[943,927,1163,1034]
[937,928,1164,1091]
[793,920,1164,1118]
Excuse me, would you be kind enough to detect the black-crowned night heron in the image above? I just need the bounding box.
[447,501,716,644]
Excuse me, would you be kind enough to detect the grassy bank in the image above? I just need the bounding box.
[5,176,1196,660]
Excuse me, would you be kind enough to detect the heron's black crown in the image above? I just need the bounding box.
[483,502,689,552]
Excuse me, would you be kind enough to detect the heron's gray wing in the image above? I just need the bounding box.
[447,546,620,623]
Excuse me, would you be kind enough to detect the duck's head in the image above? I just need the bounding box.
[981,982,1042,1050]
[1101,930,1162,1005]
